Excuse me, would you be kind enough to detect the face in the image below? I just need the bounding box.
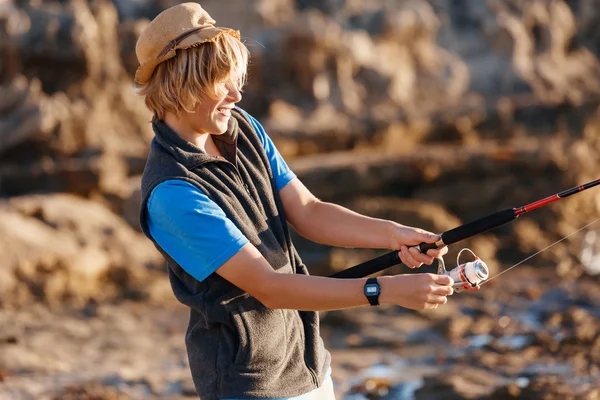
[183,77,243,135]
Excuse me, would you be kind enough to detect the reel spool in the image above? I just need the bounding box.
[437,248,489,293]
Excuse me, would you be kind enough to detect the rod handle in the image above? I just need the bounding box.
[329,251,400,279]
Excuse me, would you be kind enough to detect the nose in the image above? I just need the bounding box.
[227,85,242,103]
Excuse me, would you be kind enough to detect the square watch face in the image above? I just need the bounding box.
[366,285,379,295]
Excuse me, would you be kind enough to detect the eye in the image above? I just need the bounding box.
[213,81,228,96]
[225,79,244,93]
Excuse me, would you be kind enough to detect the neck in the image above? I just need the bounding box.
[164,112,210,151]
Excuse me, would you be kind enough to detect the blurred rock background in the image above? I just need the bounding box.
[1,0,600,398]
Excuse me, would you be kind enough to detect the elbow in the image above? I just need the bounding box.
[291,198,322,239]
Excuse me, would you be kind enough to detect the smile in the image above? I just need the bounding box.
[217,108,232,117]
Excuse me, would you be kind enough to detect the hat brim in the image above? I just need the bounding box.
[134,27,240,84]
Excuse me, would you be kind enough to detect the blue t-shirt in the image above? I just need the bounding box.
[146,110,296,282]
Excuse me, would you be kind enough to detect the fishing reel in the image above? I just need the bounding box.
[437,249,489,293]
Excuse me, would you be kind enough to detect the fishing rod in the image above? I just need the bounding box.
[330,178,600,280]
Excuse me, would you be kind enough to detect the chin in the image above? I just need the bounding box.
[214,123,229,134]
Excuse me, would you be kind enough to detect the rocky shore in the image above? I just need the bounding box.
[1,0,600,398]
[2,266,600,399]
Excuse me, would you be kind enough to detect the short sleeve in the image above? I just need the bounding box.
[146,180,249,282]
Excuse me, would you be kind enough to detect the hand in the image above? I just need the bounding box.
[390,223,448,269]
[380,274,454,310]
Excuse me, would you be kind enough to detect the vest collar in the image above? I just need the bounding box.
[152,115,239,169]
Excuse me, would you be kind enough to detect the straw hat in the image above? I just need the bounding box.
[134,2,240,84]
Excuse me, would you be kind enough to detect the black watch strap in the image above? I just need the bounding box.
[364,277,380,306]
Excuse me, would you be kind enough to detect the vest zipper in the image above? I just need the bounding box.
[214,158,250,194]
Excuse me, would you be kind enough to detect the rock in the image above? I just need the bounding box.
[0,205,79,306]
[53,383,128,400]
[0,153,127,197]
[0,303,190,398]
[265,101,368,157]
[488,384,525,399]
[0,76,67,158]
[0,0,152,197]
[445,314,475,339]
[0,194,163,307]
[495,0,600,105]
[292,139,562,204]
[117,19,149,77]
[413,375,464,399]
[112,0,160,21]
[255,0,296,27]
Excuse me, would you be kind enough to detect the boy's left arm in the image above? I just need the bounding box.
[279,178,447,268]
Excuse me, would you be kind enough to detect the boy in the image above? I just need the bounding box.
[134,3,453,399]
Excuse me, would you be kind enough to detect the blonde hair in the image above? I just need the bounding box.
[136,32,249,120]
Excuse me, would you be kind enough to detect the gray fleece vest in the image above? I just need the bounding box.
[138,109,330,399]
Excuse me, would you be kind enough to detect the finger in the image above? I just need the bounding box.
[424,302,439,310]
[427,295,448,305]
[410,247,435,265]
[400,246,421,269]
[413,232,439,246]
[426,246,448,258]
[399,246,422,269]
[431,285,454,296]
[431,274,454,286]
[398,248,419,269]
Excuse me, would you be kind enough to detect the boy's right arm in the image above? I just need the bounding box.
[216,242,454,311]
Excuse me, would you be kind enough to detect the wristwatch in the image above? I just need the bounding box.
[364,277,381,306]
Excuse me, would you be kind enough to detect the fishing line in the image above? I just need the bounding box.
[481,216,600,285]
